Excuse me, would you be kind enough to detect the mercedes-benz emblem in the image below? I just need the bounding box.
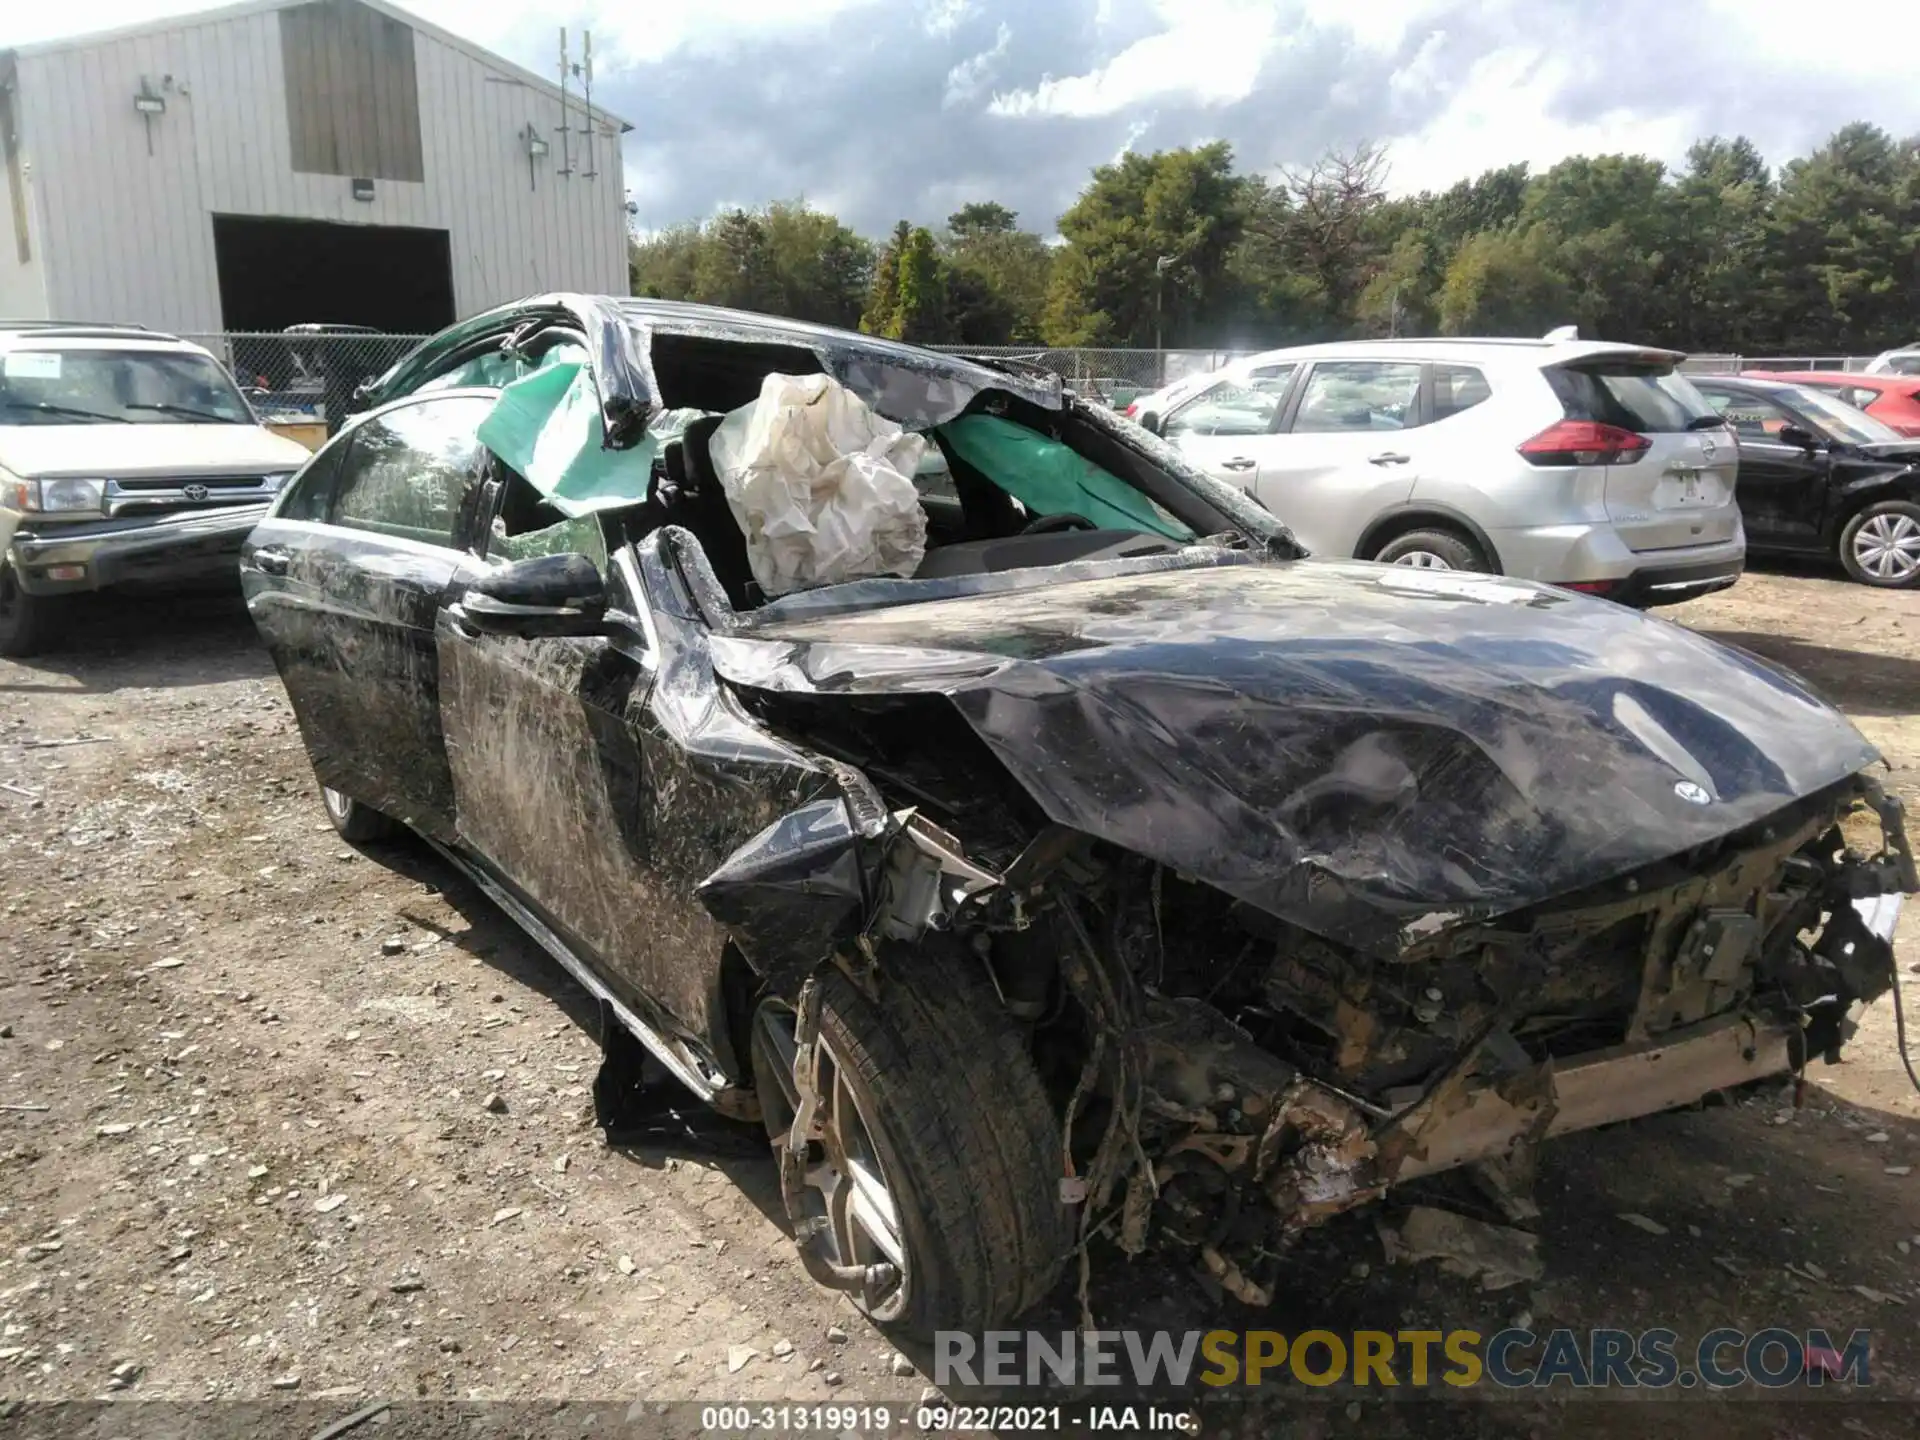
[1673,780,1712,805]
[181,483,209,501]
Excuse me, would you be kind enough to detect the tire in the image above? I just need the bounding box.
[1839,500,1920,588]
[0,562,54,659]
[319,781,401,842]
[1370,527,1488,572]
[749,943,1069,1339]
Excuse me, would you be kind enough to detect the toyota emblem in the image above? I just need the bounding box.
[182,482,209,501]
[1673,780,1712,805]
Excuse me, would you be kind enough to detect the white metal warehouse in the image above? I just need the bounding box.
[0,0,633,335]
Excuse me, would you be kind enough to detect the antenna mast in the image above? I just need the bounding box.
[580,31,597,179]
[556,28,573,178]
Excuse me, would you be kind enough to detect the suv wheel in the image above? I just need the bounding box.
[1840,500,1920,588]
[1372,528,1488,572]
[320,782,401,842]
[749,943,1068,1338]
[0,563,52,658]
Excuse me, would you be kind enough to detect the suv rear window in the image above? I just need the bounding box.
[1545,363,1719,433]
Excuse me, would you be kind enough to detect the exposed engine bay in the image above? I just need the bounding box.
[707,709,1915,1310]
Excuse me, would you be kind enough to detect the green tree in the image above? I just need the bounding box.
[1522,154,1681,340]
[1048,142,1248,346]
[861,221,911,337]
[627,202,871,326]
[947,201,1020,239]
[630,223,702,300]
[894,226,948,342]
[1769,123,1919,351]
[1438,227,1570,336]
[1355,230,1437,337]
[1669,136,1776,352]
[860,222,949,342]
[943,203,1053,343]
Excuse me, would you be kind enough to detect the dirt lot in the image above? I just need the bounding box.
[1,565,1917,1438]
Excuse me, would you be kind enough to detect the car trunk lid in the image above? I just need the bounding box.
[1543,357,1741,553]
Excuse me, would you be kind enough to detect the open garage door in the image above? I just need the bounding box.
[213,215,455,426]
[213,215,454,333]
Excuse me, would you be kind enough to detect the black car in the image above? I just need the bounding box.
[1690,374,1920,588]
[240,297,1913,1339]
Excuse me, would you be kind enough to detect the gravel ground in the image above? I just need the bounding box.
[0,566,1916,1439]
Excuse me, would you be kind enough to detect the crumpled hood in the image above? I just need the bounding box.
[0,422,311,479]
[1855,439,1920,465]
[710,558,1880,955]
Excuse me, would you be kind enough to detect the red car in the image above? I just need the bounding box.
[1745,370,1920,437]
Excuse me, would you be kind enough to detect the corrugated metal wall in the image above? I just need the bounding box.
[12,1,628,333]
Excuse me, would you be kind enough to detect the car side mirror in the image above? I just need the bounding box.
[1138,411,1163,437]
[456,552,607,638]
[1777,424,1821,450]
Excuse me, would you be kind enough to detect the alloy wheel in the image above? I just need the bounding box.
[751,1001,909,1316]
[1391,550,1454,570]
[1852,512,1920,583]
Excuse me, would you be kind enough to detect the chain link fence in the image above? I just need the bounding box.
[1677,355,1879,375]
[177,329,1885,429]
[931,346,1262,409]
[184,330,430,429]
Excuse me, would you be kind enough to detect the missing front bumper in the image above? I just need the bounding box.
[1389,1010,1794,1180]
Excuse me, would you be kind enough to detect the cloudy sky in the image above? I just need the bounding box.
[9,0,1920,237]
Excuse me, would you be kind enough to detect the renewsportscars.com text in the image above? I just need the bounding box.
[934,1327,1873,1391]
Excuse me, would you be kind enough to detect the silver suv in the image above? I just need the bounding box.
[1134,337,1745,606]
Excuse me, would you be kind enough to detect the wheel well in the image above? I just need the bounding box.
[1358,511,1499,570]
[716,940,762,1088]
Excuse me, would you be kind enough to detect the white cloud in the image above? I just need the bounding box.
[1377,46,1698,195]
[943,21,1011,110]
[988,0,1277,119]
[920,0,973,40]
[1,0,877,73]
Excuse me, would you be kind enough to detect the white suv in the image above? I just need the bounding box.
[0,324,312,654]
[1131,336,1745,606]
[1865,346,1920,377]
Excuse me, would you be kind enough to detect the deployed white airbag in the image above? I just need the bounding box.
[708,373,928,596]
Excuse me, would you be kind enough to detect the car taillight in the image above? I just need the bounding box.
[1559,580,1615,595]
[1518,420,1650,466]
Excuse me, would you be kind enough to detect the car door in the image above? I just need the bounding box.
[1695,385,1828,550]
[1257,359,1426,556]
[246,392,497,840]
[1159,365,1298,493]
[430,482,717,1049]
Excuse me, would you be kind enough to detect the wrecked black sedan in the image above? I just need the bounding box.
[242,297,1916,1338]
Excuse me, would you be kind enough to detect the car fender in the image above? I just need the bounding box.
[1824,467,1920,545]
[1353,500,1506,573]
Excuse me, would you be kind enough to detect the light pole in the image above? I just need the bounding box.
[1154,254,1175,371]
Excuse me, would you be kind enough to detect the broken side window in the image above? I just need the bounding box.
[483,454,612,573]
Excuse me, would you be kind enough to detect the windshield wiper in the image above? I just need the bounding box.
[0,400,131,424]
[122,402,242,424]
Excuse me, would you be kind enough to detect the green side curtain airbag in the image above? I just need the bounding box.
[935,414,1192,541]
[476,361,655,517]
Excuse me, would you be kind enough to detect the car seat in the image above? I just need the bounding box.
[659,415,759,610]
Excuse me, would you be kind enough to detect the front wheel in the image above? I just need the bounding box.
[0,563,55,658]
[320,781,401,842]
[1840,500,1920,588]
[1370,528,1489,572]
[749,944,1069,1338]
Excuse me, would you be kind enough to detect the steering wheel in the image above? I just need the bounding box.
[1019,511,1098,536]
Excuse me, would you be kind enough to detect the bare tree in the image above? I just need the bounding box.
[1258,142,1391,326]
